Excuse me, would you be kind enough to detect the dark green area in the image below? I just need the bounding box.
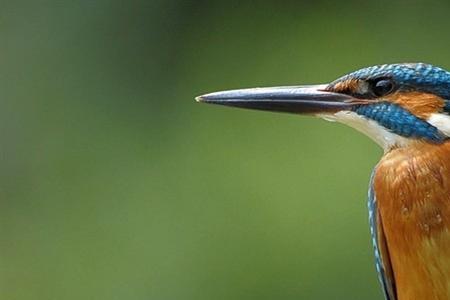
[1,1,449,299]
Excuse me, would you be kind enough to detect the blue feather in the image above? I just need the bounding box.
[333,63,450,99]
[368,169,396,300]
[353,102,446,142]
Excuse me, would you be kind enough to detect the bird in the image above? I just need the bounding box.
[196,62,450,300]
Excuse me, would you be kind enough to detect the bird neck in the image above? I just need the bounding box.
[374,141,450,299]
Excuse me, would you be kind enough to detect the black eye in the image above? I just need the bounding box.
[372,79,395,97]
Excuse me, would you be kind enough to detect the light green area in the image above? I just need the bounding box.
[1,1,449,299]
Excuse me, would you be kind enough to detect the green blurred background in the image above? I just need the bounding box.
[1,1,449,299]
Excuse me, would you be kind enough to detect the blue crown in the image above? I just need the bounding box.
[332,63,450,99]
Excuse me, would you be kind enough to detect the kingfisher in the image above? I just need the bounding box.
[196,63,450,300]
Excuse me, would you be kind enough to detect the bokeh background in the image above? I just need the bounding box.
[1,1,449,299]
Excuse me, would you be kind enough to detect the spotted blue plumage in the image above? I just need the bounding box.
[353,102,446,142]
[333,63,450,100]
[368,169,396,300]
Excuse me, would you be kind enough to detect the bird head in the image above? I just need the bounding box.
[196,63,450,150]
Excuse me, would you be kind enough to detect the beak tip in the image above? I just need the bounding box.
[195,95,207,103]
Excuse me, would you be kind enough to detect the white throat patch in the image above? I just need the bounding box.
[317,111,412,151]
[427,113,450,137]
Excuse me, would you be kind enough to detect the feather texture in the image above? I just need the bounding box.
[373,141,450,299]
[369,170,397,300]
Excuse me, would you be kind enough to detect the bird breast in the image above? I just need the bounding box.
[374,141,450,299]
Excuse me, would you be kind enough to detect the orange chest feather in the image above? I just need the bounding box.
[374,142,450,299]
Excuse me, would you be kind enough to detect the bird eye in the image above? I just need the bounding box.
[372,79,395,97]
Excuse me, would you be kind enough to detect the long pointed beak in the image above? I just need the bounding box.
[196,85,358,114]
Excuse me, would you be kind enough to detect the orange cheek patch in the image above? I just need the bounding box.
[384,92,445,119]
[329,79,361,94]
